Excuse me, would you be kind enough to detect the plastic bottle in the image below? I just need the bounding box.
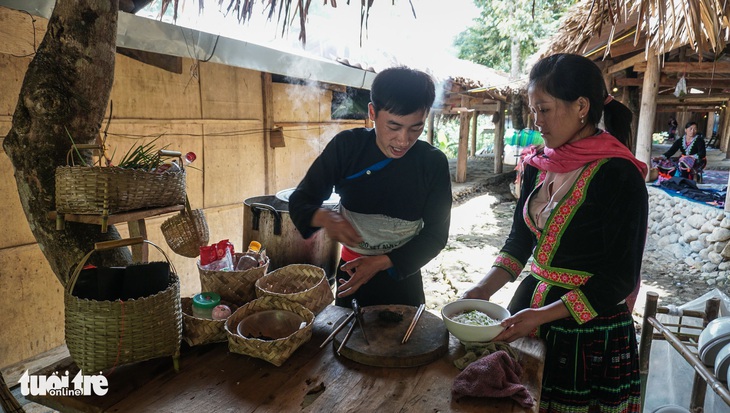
[235,241,262,271]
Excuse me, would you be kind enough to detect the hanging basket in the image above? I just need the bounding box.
[64,237,182,374]
[255,264,333,315]
[55,146,186,216]
[161,198,209,258]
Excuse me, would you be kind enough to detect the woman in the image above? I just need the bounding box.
[662,121,707,179]
[464,53,648,413]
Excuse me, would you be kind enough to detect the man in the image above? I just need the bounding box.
[289,67,452,308]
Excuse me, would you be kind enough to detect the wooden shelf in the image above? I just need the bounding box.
[49,205,184,262]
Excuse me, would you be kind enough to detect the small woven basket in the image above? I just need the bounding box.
[224,296,314,366]
[64,237,182,373]
[255,264,333,315]
[181,297,237,346]
[198,255,269,306]
[161,199,209,258]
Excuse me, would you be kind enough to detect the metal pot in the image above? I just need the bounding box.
[243,191,340,284]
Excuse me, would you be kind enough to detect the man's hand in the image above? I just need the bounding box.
[337,255,392,298]
[311,209,363,247]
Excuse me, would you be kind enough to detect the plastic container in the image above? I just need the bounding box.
[192,292,221,319]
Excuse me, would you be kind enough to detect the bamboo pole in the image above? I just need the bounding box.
[470,111,478,157]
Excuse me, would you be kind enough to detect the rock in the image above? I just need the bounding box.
[722,242,730,260]
[708,228,730,243]
[683,229,701,242]
[690,240,705,253]
[709,251,724,265]
[687,215,704,228]
[703,262,719,273]
[722,217,730,229]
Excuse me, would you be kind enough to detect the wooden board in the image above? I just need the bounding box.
[332,304,449,368]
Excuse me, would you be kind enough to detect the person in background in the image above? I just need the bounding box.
[289,67,452,308]
[667,115,678,141]
[464,53,647,413]
[662,121,707,180]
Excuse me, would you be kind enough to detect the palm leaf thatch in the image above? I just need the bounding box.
[541,0,730,60]
[157,0,416,46]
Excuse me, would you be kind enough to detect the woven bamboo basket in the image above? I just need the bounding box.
[181,297,237,346]
[161,198,209,258]
[55,147,186,216]
[224,296,314,366]
[198,255,269,306]
[64,237,182,373]
[255,264,333,315]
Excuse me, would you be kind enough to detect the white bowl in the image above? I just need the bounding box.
[698,317,730,365]
[651,405,690,413]
[441,299,510,343]
[715,342,730,381]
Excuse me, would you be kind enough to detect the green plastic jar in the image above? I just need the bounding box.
[192,292,221,319]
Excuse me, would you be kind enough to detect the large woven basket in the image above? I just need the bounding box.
[55,165,185,215]
[198,255,269,306]
[161,199,209,258]
[181,297,237,346]
[64,237,182,373]
[224,296,314,366]
[255,264,333,315]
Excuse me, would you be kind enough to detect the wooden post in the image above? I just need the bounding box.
[689,297,722,411]
[493,101,506,174]
[426,111,435,145]
[706,111,714,140]
[261,72,274,194]
[455,98,470,183]
[470,111,478,156]
[635,50,660,180]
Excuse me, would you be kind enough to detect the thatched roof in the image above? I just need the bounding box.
[541,0,730,59]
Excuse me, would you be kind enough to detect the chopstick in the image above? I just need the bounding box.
[401,303,425,344]
[337,319,357,356]
[320,311,356,349]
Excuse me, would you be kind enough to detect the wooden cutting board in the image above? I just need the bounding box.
[332,304,449,368]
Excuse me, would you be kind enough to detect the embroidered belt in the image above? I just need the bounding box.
[530,261,592,288]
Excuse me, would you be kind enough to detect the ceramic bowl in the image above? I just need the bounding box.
[441,299,510,343]
[698,317,730,366]
[236,309,306,340]
[651,405,691,413]
[715,342,730,381]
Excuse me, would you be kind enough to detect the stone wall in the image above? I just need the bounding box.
[648,186,730,287]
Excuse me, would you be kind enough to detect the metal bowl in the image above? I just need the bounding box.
[441,299,510,343]
[237,309,306,340]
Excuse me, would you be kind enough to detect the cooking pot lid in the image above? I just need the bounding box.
[275,188,340,206]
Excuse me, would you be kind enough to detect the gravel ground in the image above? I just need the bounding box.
[421,184,725,324]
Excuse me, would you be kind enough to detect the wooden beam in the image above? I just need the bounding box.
[470,111,478,157]
[117,47,183,74]
[608,53,646,74]
[634,61,730,74]
[656,106,720,112]
[616,77,730,89]
[656,94,730,105]
[609,37,647,58]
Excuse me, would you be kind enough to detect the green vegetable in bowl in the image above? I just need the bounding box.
[451,309,500,326]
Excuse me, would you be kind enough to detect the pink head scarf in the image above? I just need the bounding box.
[524,131,648,177]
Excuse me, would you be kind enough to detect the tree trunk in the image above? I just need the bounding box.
[2,0,129,286]
[510,37,520,80]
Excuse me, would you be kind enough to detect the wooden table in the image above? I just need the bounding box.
[28,305,545,413]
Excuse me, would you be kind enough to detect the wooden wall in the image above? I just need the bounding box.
[0,6,364,368]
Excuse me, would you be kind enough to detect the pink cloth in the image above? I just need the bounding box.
[451,350,534,408]
[524,131,648,178]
